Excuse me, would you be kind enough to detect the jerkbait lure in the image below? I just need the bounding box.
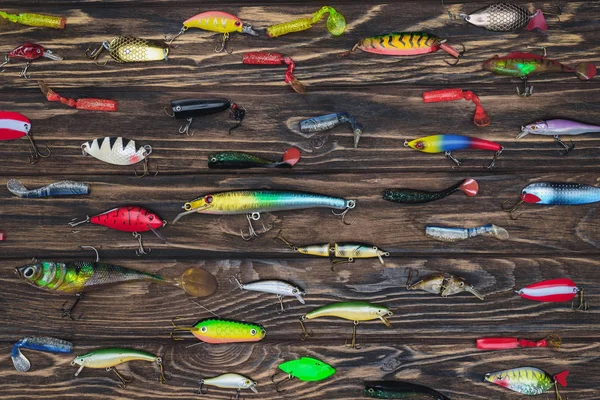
[242,52,306,93]
[518,119,600,155]
[11,337,73,372]
[383,178,478,204]
[0,111,50,163]
[7,179,89,198]
[86,36,169,64]
[168,99,246,135]
[197,373,258,398]
[0,11,65,29]
[272,357,335,392]
[208,148,301,169]
[458,3,548,32]
[232,276,306,312]
[364,380,451,399]
[81,137,156,178]
[0,43,62,78]
[485,367,568,399]
[266,6,346,38]
[300,112,363,148]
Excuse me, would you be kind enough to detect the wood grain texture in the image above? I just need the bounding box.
[1,1,600,399]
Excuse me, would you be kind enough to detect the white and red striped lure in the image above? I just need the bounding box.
[0,111,50,163]
[516,278,580,302]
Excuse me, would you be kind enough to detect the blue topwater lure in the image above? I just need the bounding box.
[12,337,73,372]
[7,179,89,198]
[426,224,509,242]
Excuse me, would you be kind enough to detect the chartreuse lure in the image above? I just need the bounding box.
[170,317,266,344]
[272,357,335,392]
[12,337,73,372]
[485,367,568,399]
[0,11,65,29]
[266,6,346,38]
[405,135,503,168]
[364,381,451,399]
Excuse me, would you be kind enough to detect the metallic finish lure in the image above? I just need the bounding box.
[7,179,89,198]
[168,99,245,135]
[425,224,509,242]
[477,334,562,350]
[81,137,155,178]
[0,11,65,29]
[272,357,335,392]
[233,276,306,312]
[198,373,258,396]
[300,112,363,148]
[170,317,266,344]
[266,6,346,38]
[484,367,568,397]
[383,178,478,204]
[406,271,484,300]
[38,81,118,112]
[86,36,169,64]
[0,111,50,163]
[364,381,451,400]
[11,337,73,372]
[242,52,306,94]
[208,148,301,169]
[459,3,547,32]
[0,43,63,78]
[518,119,600,154]
[423,88,490,127]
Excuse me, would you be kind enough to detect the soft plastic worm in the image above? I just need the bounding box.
[0,11,65,29]
[39,81,118,112]
[266,6,346,38]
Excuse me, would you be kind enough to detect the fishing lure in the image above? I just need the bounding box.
[341,32,464,65]
[81,137,156,178]
[197,373,258,398]
[483,48,597,96]
[170,317,266,344]
[275,231,389,270]
[300,112,363,148]
[457,3,547,32]
[7,179,89,198]
[209,148,301,169]
[72,348,166,388]
[364,381,451,400]
[404,135,503,168]
[232,276,306,312]
[477,333,561,350]
[266,6,346,38]
[0,111,50,163]
[425,224,509,242]
[0,11,65,29]
[299,301,393,349]
[0,43,62,79]
[11,337,72,372]
[86,36,169,64]
[423,88,490,127]
[0,231,5,241]
[38,81,118,112]
[272,357,335,392]
[516,278,588,311]
[406,269,484,300]
[383,178,478,204]
[168,99,246,135]
[242,52,306,94]
[165,11,258,52]
[173,190,356,240]
[485,367,568,399]
[519,119,600,155]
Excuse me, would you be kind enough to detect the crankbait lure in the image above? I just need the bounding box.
[209,148,301,169]
[423,88,490,127]
[405,135,503,168]
[300,112,363,148]
[168,99,246,135]
[341,32,464,65]
[7,179,89,198]
[383,178,478,204]
[483,49,597,96]
[477,333,561,350]
[38,81,118,112]
[364,381,451,400]
[425,224,509,242]
[86,36,169,64]
[299,301,393,349]
[173,190,356,240]
[0,111,50,163]
[232,276,306,312]
[272,357,335,392]
[406,270,484,300]
[0,11,65,29]
[485,367,568,398]
[457,3,547,32]
[170,317,266,344]
[81,137,156,178]
[165,11,258,53]
[242,52,306,94]
[0,43,62,79]
[72,348,166,388]
[266,6,346,38]
[198,373,258,398]
[518,119,600,155]
[11,337,72,372]
[516,278,588,311]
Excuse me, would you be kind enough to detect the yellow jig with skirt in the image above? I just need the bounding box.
[86,36,169,65]
[266,6,346,38]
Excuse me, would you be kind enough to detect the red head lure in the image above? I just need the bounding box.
[477,333,561,350]
[516,278,588,311]
[0,111,50,164]
[423,88,490,127]
[243,52,306,94]
[38,81,118,112]
[0,43,63,79]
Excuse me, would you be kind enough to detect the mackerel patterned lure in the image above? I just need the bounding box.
[243,52,306,94]
[168,99,246,135]
[11,337,73,372]
[81,137,156,178]
[423,88,490,127]
[425,224,509,242]
[0,111,50,164]
[198,373,258,397]
[7,179,89,198]
[364,381,451,400]
[170,317,266,344]
[518,119,600,154]
[232,276,306,312]
[485,367,568,398]
[38,81,118,112]
[209,148,301,169]
[477,333,562,350]
[300,112,363,148]
[383,178,478,204]
[406,270,484,300]
[266,6,346,38]
[458,3,547,32]
[0,43,63,78]
[86,36,169,64]
[272,357,335,392]
[72,348,166,388]
[516,278,588,311]
[0,11,65,29]
[404,135,503,168]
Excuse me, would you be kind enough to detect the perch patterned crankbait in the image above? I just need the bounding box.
[425,224,509,242]
[477,334,562,350]
[266,6,346,38]
[0,43,63,78]
[272,357,335,392]
[38,81,118,112]
[198,373,258,398]
[81,137,156,178]
[458,3,547,32]
[516,278,588,311]
[406,271,484,300]
[485,367,568,398]
[11,337,73,372]
[243,52,306,94]
[168,99,246,135]
[72,348,166,388]
[383,178,478,204]
[0,111,50,164]
[364,381,451,400]
[405,135,503,168]
[423,88,490,127]
[7,179,89,198]
[86,36,169,64]
[518,119,600,155]
[0,11,65,29]
[232,276,306,312]
[209,148,301,169]
[299,301,393,349]
[300,112,363,148]
[170,317,266,344]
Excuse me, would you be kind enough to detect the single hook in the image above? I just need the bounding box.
[61,293,84,320]
[444,151,462,168]
[106,366,133,388]
[344,320,362,349]
[554,135,575,155]
[179,117,194,136]
[526,45,547,57]
[271,371,294,393]
[215,33,233,54]
[517,77,533,97]
[405,267,419,289]
[501,199,524,220]
[299,317,313,341]
[443,43,465,66]
[571,288,589,312]
[80,245,100,262]
[195,380,209,395]
[164,26,187,47]
[330,257,354,272]
[133,232,151,256]
[169,316,196,340]
[19,61,32,79]
[25,134,51,164]
[486,148,503,169]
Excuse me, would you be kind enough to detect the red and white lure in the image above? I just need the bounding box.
[0,43,63,79]
[516,278,588,311]
[0,111,50,164]
[81,137,156,178]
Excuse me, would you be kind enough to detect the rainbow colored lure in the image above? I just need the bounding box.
[170,317,266,344]
[485,367,568,399]
[404,134,503,168]
[0,11,65,29]
[266,6,346,38]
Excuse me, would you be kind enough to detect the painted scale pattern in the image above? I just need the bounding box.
[522,182,600,205]
[355,32,442,55]
[106,36,168,63]
[485,367,554,395]
[184,12,244,33]
[89,206,162,232]
[465,3,531,31]
[82,137,149,166]
[191,319,266,343]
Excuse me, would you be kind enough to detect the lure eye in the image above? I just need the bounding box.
[175,106,181,112]
[368,389,375,393]
[235,21,241,26]
[210,157,217,162]
[459,282,464,287]
[244,380,251,385]
[292,289,298,294]
[205,195,213,204]
[250,329,257,335]
[415,141,424,149]
[531,125,537,130]
[36,49,41,53]
[200,326,208,333]
[148,215,154,221]
[23,267,35,278]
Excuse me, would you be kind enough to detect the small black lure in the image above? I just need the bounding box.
[168,99,245,135]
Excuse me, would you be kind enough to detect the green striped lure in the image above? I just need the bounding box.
[485,367,568,399]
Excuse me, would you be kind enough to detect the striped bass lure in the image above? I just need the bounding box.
[173,190,356,240]
[425,224,509,242]
[516,278,588,311]
[477,333,562,350]
[0,111,50,163]
[165,11,258,53]
[364,381,451,400]
[341,32,465,65]
[518,119,600,155]
[243,52,306,94]
[404,134,504,168]
[208,148,301,169]
[81,137,156,178]
[198,373,258,397]
[0,43,63,79]
[11,337,73,372]
[457,3,548,32]
[168,99,246,135]
[272,357,335,392]
[383,178,478,204]
[266,6,346,38]
[86,36,169,64]
[0,11,65,29]
[170,317,266,344]
[232,276,306,312]
[300,112,363,148]
[485,367,568,398]
[7,179,89,198]
[406,270,484,300]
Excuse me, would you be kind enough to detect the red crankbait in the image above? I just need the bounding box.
[242,52,306,94]
[0,43,63,79]
[516,278,588,311]
[423,88,490,127]
[38,81,118,112]
[477,334,561,350]
[0,111,50,164]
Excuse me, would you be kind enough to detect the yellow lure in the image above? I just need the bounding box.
[267,6,346,38]
[0,11,65,29]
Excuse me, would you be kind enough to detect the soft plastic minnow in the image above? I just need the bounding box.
[0,111,50,163]
[0,43,62,78]
[86,36,168,64]
[423,88,490,127]
[272,357,335,392]
[7,179,89,198]
[170,317,266,344]
[516,278,588,311]
[209,148,301,169]
[477,334,561,350]
[198,373,258,397]
[233,277,305,312]
[0,11,65,29]
[458,3,547,32]
[485,367,568,398]
[300,112,363,148]
[266,6,346,38]
[405,135,503,168]
[518,119,600,154]
[11,337,73,372]
[364,380,451,400]
[81,137,156,178]
[406,271,484,300]
[425,224,509,242]
[38,81,118,112]
[72,348,166,388]
[168,99,246,135]
[243,52,306,93]
[383,178,478,204]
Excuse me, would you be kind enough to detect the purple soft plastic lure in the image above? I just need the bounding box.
[519,119,600,154]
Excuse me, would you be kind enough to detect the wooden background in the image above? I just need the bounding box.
[1,1,599,399]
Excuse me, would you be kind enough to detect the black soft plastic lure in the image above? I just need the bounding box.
[383,178,478,204]
[364,381,451,399]
[168,99,245,135]
[208,148,301,169]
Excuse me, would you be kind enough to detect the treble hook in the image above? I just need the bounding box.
[169,316,196,340]
[215,33,233,54]
[344,320,361,349]
[0,55,9,72]
[133,232,151,256]
[443,43,465,66]
[19,61,32,79]
[330,257,354,272]
[85,43,109,66]
[164,26,187,47]
[276,295,286,314]
[441,0,459,20]
[554,135,575,155]
[517,77,534,97]
[106,366,133,388]
[61,293,84,320]
[405,267,419,289]
[25,134,51,164]
[134,147,159,178]
[332,200,356,225]
[487,148,503,169]
[156,357,167,384]
[195,380,209,395]
[241,213,268,240]
[572,288,589,312]
[273,230,298,251]
[501,199,524,220]
[179,117,194,136]
[299,317,313,341]
[271,371,294,393]
[444,151,462,169]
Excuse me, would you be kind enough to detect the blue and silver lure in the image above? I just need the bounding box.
[7,179,89,198]
[426,224,509,242]
[11,337,73,372]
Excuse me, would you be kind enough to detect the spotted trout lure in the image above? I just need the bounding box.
[423,88,490,127]
[516,278,588,311]
[38,81,118,112]
[7,179,89,198]
[266,6,346,38]
[425,224,509,242]
[86,36,169,64]
[485,367,568,398]
[168,99,246,135]
[300,112,363,148]
[405,135,503,168]
[209,148,301,169]
[198,373,258,397]
[406,270,484,300]
[383,178,478,204]
[170,317,266,344]
[0,43,62,79]
[72,348,166,388]
[232,276,306,312]
[11,337,73,372]
[272,357,335,392]
[243,52,306,94]
[518,119,600,154]
[477,334,562,350]
[457,3,547,32]
[0,111,50,164]
[0,11,65,29]
[364,381,451,400]
[81,137,156,178]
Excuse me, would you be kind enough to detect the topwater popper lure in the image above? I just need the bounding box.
[299,301,393,349]
[38,81,118,112]
[266,6,346,38]
[86,36,169,65]
[516,278,588,311]
[519,119,600,155]
[209,148,301,169]
[7,179,89,198]
[173,190,356,240]
[0,111,50,163]
[0,11,65,29]
[170,317,266,344]
[364,381,451,400]
[383,178,478,204]
[404,135,504,168]
[483,48,597,96]
[232,276,306,313]
[165,11,258,53]
[454,3,548,32]
[168,99,246,135]
[300,112,363,148]
[406,269,484,300]
[272,357,335,392]
[11,337,73,372]
[197,373,258,399]
[426,224,509,242]
[423,88,490,127]
[72,348,166,388]
[477,333,561,350]
[0,43,62,79]
[242,52,306,94]
[81,137,157,178]
[485,367,568,399]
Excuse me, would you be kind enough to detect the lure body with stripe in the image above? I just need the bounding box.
[519,119,600,139]
[484,367,568,396]
[82,137,151,166]
[0,11,66,29]
[517,278,580,302]
[364,380,451,399]
[483,52,597,81]
[72,348,160,370]
[7,179,89,198]
[302,301,393,325]
[12,337,73,372]
[187,319,266,344]
[0,111,31,140]
[278,357,336,382]
[347,32,461,59]
[406,135,502,154]
[383,178,478,204]
[425,224,509,242]
[520,182,600,205]
[461,3,547,32]
[201,373,258,392]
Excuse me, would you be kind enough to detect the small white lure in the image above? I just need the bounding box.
[199,373,258,395]
[81,137,155,177]
[233,276,306,312]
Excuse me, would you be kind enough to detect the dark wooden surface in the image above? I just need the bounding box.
[1,1,600,399]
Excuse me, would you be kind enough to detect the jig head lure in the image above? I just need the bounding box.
[518,119,600,155]
[72,348,166,388]
[170,317,266,344]
[38,81,118,112]
[299,301,393,349]
[232,276,306,313]
[272,357,335,392]
[7,179,89,198]
[0,43,62,79]
[383,178,478,204]
[197,373,258,399]
[0,11,65,29]
[485,367,568,399]
[209,148,300,169]
[86,36,169,65]
[266,6,346,38]
[11,337,73,372]
[167,99,246,135]
[516,278,588,311]
[81,137,157,178]
[423,88,490,127]
[0,111,50,164]
[300,112,363,148]
[477,333,562,350]
[425,224,509,242]
[364,381,451,400]
[404,135,503,168]
[243,52,306,94]
[456,3,548,32]
[406,269,484,300]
